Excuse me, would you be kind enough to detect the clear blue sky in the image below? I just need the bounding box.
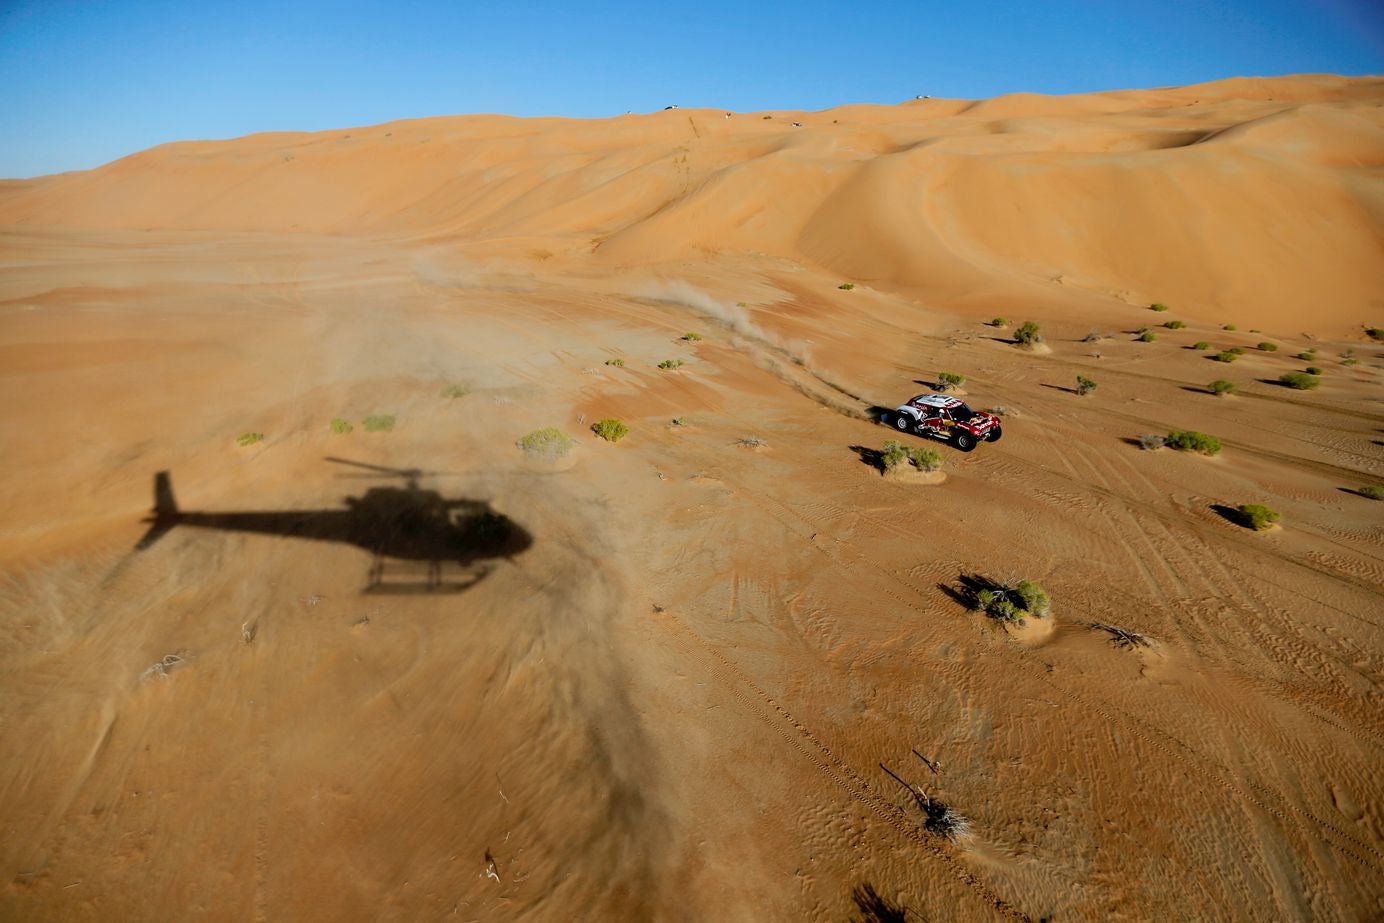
[2,0,1381,178]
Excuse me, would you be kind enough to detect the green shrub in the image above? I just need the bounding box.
[1343,357,1359,366]
[605,357,625,367]
[329,418,353,434]
[976,579,1050,623]
[439,383,470,398]
[236,432,264,447]
[1367,327,1384,342]
[671,416,687,426]
[881,440,911,470]
[682,332,703,341]
[838,282,855,291]
[1208,379,1236,396]
[990,316,1007,327]
[1279,372,1320,390]
[1305,366,1322,375]
[1214,351,1238,363]
[657,359,684,370]
[1014,580,1051,616]
[1164,320,1186,329]
[1166,430,1221,455]
[1192,341,1211,350]
[1237,504,1281,531]
[1137,330,1156,342]
[1076,375,1097,395]
[362,414,395,432]
[1014,320,1042,346]
[1359,485,1384,500]
[517,427,573,458]
[591,418,629,442]
[1150,303,1169,312]
[909,447,943,472]
[1223,324,1237,331]
[936,371,966,392]
[1257,341,1278,352]
[1227,347,1245,355]
[1297,350,1316,361]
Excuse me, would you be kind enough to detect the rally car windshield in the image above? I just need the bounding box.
[951,403,976,421]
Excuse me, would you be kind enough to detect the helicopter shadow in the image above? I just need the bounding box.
[134,457,533,595]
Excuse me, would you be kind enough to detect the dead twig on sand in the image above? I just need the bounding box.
[241,621,257,644]
[881,762,971,842]
[484,850,501,883]
[140,652,188,682]
[911,749,941,775]
[1088,621,1152,649]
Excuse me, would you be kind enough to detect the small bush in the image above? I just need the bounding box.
[657,359,684,370]
[1367,327,1384,342]
[362,414,395,432]
[1237,504,1281,531]
[1343,357,1359,366]
[1227,347,1245,356]
[591,418,629,442]
[517,427,573,457]
[1164,320,1186,329]
[838,282,855,291]
[440,383,470,398]
[604,358,625,367]
[1014,320,1042,346]
[882,440,911,470]
[909,446,943,471]
[1223,324,1237,331]
[936,371,966,392]
[671,416,687,426]
[1192,341,1211,350]
[1014,579,1051,616]
[1358,485,1384,500]
[1166,430,1222,455]
[236,432,264,447]
[1150,303,1169,312]
[1257,341,1278,352]
[990,316,1007,327]
[1214,351,1239,363]
[1135,326,1151,335]
[682,332,703,341]
[1082,330,1103,343]
[329,418,353,434]
[1278,372,1320,390]
[1076,375,1097,395]
[1305,366,1322,375]
[1139,433,1166,451]
[1208,379,1236,396]
[1136,330,1156,342]
[976,578,1050,623]
[1297,350,1316,361]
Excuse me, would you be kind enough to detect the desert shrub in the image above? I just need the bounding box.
[936,371,966,392]
[362,414,395,432]
[909,446,943,471]
[1166,430,1221,455]
[591,418,629,442]
[1223,324,1237,331]
[517,427,573,457]
[1192,341,1211,350]
[838,282,855,291]
[671,416,687,426]
[1297,350,1316,360]
[1150,303,1169,312]
[440,383,470,398]
[1139,433,1166,451]
[1237,504,1281,531]
[236,432,264,447]
[976,589,1019,623]
[1279,372,1320,390]
[1257,341,1278,352]
[1367,327,1384,342]
[329,418,353,434]
[682,332,703,341]
[1136,330,1156,342]
[1214,351,1238,363]
[1305,366,1322,375]
[976,578,1050,622]
[1076,375,1097,395]
[1208,379,1236,396]
[1082,330,1103,343]
[1014,320,1042,346]
[1343,357,1359,366]
[657,359,684,370]
[1359,485,1384,500]
[604,357,625,367]
[990,316,1007,327]
[1227,347,1245,355]
[881,440,911,470]
[1164,320,1186,329]
[1135,326,1151,335]
[1014,579,1051,616]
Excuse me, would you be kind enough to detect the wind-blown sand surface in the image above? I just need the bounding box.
[1,74,1382,920]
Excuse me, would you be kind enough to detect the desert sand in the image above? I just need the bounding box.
[1,74,1382,921]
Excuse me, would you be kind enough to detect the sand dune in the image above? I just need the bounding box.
[2,75,1383,921]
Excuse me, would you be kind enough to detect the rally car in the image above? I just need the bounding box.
[887,393,1002,452]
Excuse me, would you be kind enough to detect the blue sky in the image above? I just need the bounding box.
[1,0,1380,178]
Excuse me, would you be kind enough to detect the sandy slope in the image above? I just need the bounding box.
[2,75,1383,921]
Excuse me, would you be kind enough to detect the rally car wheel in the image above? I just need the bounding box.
[953,431,977,452]
[986,425,1003,443]
[894,414,912,432]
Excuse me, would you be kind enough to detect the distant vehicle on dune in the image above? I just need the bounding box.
[886,393,1002,452]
